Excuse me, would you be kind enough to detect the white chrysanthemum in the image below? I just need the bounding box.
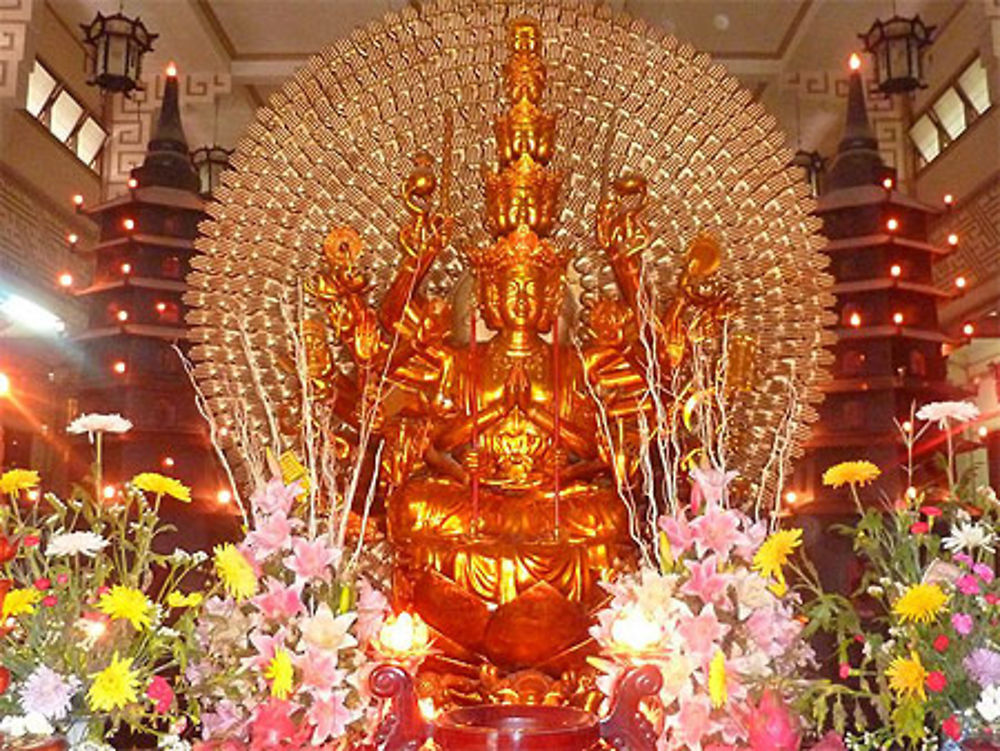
[0,712,54,738]
[18,665,80,720]
[916,400,980,426]
[943,521,996,554]
[45,530,109,557]
[66,413,132,437]
[979,684,1000,722]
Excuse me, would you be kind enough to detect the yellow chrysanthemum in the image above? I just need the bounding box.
[709,650,727,708]
[97,585,153,630]
[87,653,139,711]
[893,583,948,624]
[822,461,881,489]
[753,528,803,580]
[131,472,191,503]
[0,469,40,495]
[886,651,927,701]
[265,647,294,699]
[2,587,41,618]
[166,591,204,608]
[213,543,257,601]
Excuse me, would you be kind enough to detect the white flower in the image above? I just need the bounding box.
[978,486,999,506]
[979,684,1000,722]
[66,413,132,439]
[916,400,980,427]
[18,665,80,720]
[943,521,996,554]
[45,531,109,557]
[300,603,358,653]
[0,712,54,738]
[158,735,191,751]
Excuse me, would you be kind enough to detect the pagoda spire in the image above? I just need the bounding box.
[131,65,199,192]
[826,56,884,192]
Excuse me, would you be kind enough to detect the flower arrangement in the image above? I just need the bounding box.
[806,400,1000,748]
[185,474,395,750]
[0,423,202,748]
[590,472,815,751]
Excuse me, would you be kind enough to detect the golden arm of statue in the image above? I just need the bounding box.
[594,174,649,312]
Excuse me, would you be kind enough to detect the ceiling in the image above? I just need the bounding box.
[46,0,964,161]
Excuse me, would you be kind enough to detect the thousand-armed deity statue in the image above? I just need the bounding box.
[302,18,734,679]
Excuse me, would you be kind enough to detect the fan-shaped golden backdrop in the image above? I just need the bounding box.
[186,0,834,497]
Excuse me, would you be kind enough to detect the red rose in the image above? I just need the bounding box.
[933,634,950,652]
[942,715,961,740]
[920,505,942,517]
[910,521,929,534]
[21,535,39,547]
[926,671,947,692]
[33,577,50,591]
[0,534,18,563]
[0,666,9,695]
[42,595,57,608]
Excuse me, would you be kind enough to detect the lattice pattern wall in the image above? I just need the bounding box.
[932,176,1000,289]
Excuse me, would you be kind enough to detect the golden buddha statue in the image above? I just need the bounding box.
[303,17,734,676]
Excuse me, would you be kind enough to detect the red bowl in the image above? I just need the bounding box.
[434,704,601,751]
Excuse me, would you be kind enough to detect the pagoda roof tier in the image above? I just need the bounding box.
[819,375,960,395]
[77,234,196,255]
[79,185,204,215]
[822,233,950,256]
[72,323,188,341]
[73,277,187,296]
[831,278,953,299]
[815,185,940,215]
[834,325,954,343]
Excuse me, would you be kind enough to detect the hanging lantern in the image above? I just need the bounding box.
[80,11,157,96]
[860,15,934,95]
[191,145,234,198]
[790,149,825,197]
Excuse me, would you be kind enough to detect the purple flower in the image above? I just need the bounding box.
[18,666,80,720]
[955,552,974,567]
[965,648,1000,688]
[974,563,996,583]
[952,612,974,635]
[958,574,981,595]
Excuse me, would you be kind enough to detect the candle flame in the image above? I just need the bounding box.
[377,611,430,656]
[849,53,862,71]
[166,61,178,78]
[610,605,660,653]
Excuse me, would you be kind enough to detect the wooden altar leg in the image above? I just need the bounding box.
[370,664,431,751]
[599,665,662,751]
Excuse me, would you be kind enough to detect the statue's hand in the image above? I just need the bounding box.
[504,362,532,410]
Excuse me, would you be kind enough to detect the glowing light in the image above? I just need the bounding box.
[218,426,229,438]
[882,177,894,190]
[947,233,959,246]
[944,193,954,206]
[849,312,862,328]
[906,486,918,500]
[0,373,10,397]
[217,489,232,505]
[978,426,989,439]
[162,456,175,468]
[419,698,438,721]
[849,53,862,71]
[784,491,798,505]
[112,360,127,375]
[166,61,178,78]
[58,272,74,288]
[155,302,167,313]
[116,310,129,322]
[893,312,904,325]
[902,420,913,433]
[0,294,66,334]
[120,263,132,275]
[127,177,138,189]
[376,612,431,657]
[890,264,901,278]
[79,617,107,640]
[886,217,899,232]
[122,218,135,231]
[610,606,661,653]
[67,232,79,245]
[963,322,975,337]
[103,485,116,500]
[955,276,967,289]
[72,194,84,207]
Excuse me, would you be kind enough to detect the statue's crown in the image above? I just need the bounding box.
[483,18,563,239]
[467,224,569,273]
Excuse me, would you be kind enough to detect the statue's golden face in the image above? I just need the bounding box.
[497,264,543,329]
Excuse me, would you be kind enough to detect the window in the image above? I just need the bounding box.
[24,59,106,172]
[161,256,182,278]
[909,56,993,169]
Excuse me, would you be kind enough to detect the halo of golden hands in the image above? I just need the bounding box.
[187,0,834,497]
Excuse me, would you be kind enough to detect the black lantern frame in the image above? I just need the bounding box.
[790,149,825,198]
[80,11,157,97]
[860,14,934,96]
[191,145,234,198]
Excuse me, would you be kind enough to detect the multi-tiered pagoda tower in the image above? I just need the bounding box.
[795,61,956,513]
[70,70,228,537]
